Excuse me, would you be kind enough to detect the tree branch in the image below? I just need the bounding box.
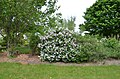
[0,30,5,38]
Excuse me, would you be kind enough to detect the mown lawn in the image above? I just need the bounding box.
[0,62,120,79]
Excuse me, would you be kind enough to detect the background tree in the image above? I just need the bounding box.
[29,0,62,55]
[0,0,60,55]
[80,0,120,38]
[0,0,39,55]
[58,16,76,31]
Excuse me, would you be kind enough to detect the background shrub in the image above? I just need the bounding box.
[102,38,120,59]
[74,35,106,62]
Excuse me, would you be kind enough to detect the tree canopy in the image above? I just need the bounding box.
[58,16,76,31]
[0,0,60,55]
[80,0,120,38]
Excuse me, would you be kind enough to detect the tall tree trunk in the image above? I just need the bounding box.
[6,16,15,56]
[31,45,37,56]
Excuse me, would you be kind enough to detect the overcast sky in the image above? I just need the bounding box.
[57,0,96,31]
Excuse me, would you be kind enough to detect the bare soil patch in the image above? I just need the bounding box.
[0,52,120,66]
[0,52,41,65]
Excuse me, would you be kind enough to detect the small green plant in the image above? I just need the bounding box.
[0,38,6,52]
[14,46,31,54]
[29,33,40,55]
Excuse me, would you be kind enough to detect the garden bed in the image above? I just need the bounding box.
[0,52,120,66]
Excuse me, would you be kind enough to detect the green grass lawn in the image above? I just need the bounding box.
[0,62,120,79]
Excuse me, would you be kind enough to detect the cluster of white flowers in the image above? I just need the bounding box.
[38,29,79,62]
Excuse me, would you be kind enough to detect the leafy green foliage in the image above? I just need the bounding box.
[29,33,40,55]
[102,38,120,59]
[13,46,31,54]
[74,35,106,62]
[0,0,60,55]
[75,35,120,61]
[58,16,76,31]
[0,0,46,54]
[80,0,120,37]
[0,37,6,52]
[103,38,119,48]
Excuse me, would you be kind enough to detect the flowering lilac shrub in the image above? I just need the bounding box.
[38,29,79,62]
